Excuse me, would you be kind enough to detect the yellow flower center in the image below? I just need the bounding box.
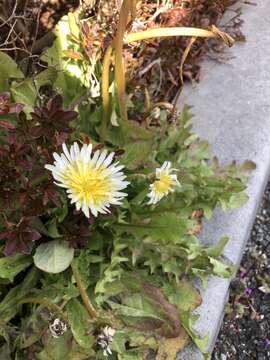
[153,173,172,195]
[63,161,112,205]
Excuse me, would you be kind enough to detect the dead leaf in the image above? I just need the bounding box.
[156,326,190,360]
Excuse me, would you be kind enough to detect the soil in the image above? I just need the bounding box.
[212,182,270,360]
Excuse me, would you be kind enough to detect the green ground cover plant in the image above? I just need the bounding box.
[0,5,254,360]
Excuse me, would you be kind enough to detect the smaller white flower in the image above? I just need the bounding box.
[49,318,67,338]
[97,326,116,356]
[147,161,179,205]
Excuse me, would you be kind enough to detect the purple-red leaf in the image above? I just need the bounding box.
[47,94,63,114]
[1,218,41,256]
[0,120,16,130]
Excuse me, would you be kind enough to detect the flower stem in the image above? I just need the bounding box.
[20,297,68,322]
[71,260,98,319]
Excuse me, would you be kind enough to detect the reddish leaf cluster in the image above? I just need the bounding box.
[30,95,77,139]
[61,214,92,249]
[0,92,24,115]
[0,217,41,256]
[0,93,83,255]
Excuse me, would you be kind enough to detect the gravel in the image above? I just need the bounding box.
[212,182,270,359]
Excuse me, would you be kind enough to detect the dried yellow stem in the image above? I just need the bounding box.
[114,0,132,121]
[101,24,234,131]
[101,44,113,141]
[126,25,234,46]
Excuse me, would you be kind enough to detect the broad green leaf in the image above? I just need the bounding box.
[17,306,48,349]
[0,253,32,282]
[209,258,232,278]
[31,218,50,236]
[37,331,72,360]
[68,13,80,38]
[180,311,209,356]
[10,67,57,114]
[109,297,164,321]
[121,141,154,170]
[115,212,188,242]
[206,236,229,257]
[191,268,209,289]
[95,265,124,298]
[110,331,128,354]
[118,119,154,142]
[34,240,74,274]
[228,192,249,209]
[0,344,11,360]
[0,268,40,322]
[47,218,62,238]
[162,280,201,312]
[118,352,144,360]
[67,298,93,349]
[0,52,23,91]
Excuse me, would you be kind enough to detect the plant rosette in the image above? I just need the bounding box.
[0,12,255,360]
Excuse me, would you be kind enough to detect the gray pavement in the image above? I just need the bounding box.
[176,0,270,358]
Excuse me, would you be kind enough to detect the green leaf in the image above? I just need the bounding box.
[206,236,229,257]
[109,295,164,321]
[124,120,154,142]
[110,330,128,354]
[118,352,144,360]
[121,141,154,170]
[67,298,93,349]
[228,192,249,209]
[0,253,32,282]
[67,13,80,38]
[0,268,40,322]
[17,306,48,349]
[37,331,72,360]
[0,52,23,91]
[162,280,201,312]
[180,311,209,355]
[95,265,123,298]
[0,344,11,360]
[47,218,62,238]
[115,212,188,242]
[209,258,232,278]
[10,67,57,114]
[34,240,74,274]
[31,218,50,236]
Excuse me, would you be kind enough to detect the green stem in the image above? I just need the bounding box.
[20,297,68,322]
[30,174,47,187]
[71,260,98,319]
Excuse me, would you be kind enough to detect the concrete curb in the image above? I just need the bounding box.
[176,1,270,358]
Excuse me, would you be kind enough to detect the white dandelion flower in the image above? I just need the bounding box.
[45,143,129,218]
[49,318,67,338]
[97,326,116,356]
[147,161,179,205]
